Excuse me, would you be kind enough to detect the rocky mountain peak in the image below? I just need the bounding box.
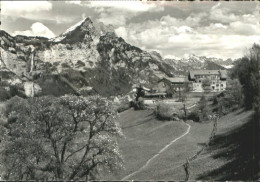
[0,16,230,97]
[51,17,114,44]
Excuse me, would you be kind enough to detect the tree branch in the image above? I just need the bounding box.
[64,144,87,162]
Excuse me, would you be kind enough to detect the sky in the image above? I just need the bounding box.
[1,1,260,60]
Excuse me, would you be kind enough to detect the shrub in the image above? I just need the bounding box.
[61,62,71,68]
[156,103,173,120]
[155,102,184,121]
[117,103,130,113]
[198,94,210,121]
[187,111,200,122]
[0,87,11,101]
[133,97,145,110]
[213,79,243,115]
[9,85,19,97]
[4,96,26,118]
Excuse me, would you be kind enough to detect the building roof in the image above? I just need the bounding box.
[166,77,186,83]
[159,76,187,83]
[189,70,227,80]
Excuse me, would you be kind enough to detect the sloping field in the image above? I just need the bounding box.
[134,109,254,181]
[192,109,256,180]
[111,109,255,181]
[126,117,213,180]
[108,109,188,180]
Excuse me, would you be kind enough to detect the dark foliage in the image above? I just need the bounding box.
[0,82,25,101]
[230,44,260,110]
[187,111,200,122]
[133,97,145,110]
[198,94,210,122]
[213,79,243,115]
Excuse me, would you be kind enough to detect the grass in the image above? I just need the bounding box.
[193,109,257,180]
[126,119,213,180]
[128,109,254,180]
[108,108,256,181]
[106,109,187,180]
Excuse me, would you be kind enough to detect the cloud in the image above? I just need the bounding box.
[160,13,207,28]
[115,11,260,59]
[115,27,128,38]
[2,1,52,16]
[209,3,240,23]
[85,1,164,26]
[230,21,260,35]
[88,1,163,12]
[65,0,81,5]
[1,1,76,24]
[13,22,55,38]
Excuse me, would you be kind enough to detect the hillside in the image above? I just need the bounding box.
[109,108,257,180]
[194,110,259,180]
[107,109,188,180]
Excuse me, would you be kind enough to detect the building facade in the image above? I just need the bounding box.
[157,76,192,98]
[188,70,227,92]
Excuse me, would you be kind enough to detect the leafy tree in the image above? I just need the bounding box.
[0,95,123,180]
[230,44,260,178]
[202,78,211,93]
[198,94,210,121]
[230,44,260,109]
[215,79,243,115]
[179,82,191,120]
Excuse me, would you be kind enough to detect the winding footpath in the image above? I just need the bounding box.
[121,121,191,180]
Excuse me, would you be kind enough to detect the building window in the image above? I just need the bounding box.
[213,82,215,84]
[216,84,219,86]
[212,86,215,90]
[221,84,223,87]
[199,80,201,83]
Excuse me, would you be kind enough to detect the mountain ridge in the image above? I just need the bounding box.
[0,17,228,97]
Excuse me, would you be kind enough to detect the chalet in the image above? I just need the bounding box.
[156,76,192,98]
[188,70,227,92]
[135,85,166,99]
[158,77,188,92]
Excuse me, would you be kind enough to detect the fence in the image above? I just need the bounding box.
[183,114,219,181]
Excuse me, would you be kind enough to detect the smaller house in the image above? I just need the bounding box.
[157,76,190,96]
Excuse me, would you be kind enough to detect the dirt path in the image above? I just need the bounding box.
[121,122,191,180]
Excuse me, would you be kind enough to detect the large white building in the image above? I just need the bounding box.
[188,70,227,92]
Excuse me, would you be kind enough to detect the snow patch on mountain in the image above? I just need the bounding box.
[50,18,86,42]
[64,19,86,35]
